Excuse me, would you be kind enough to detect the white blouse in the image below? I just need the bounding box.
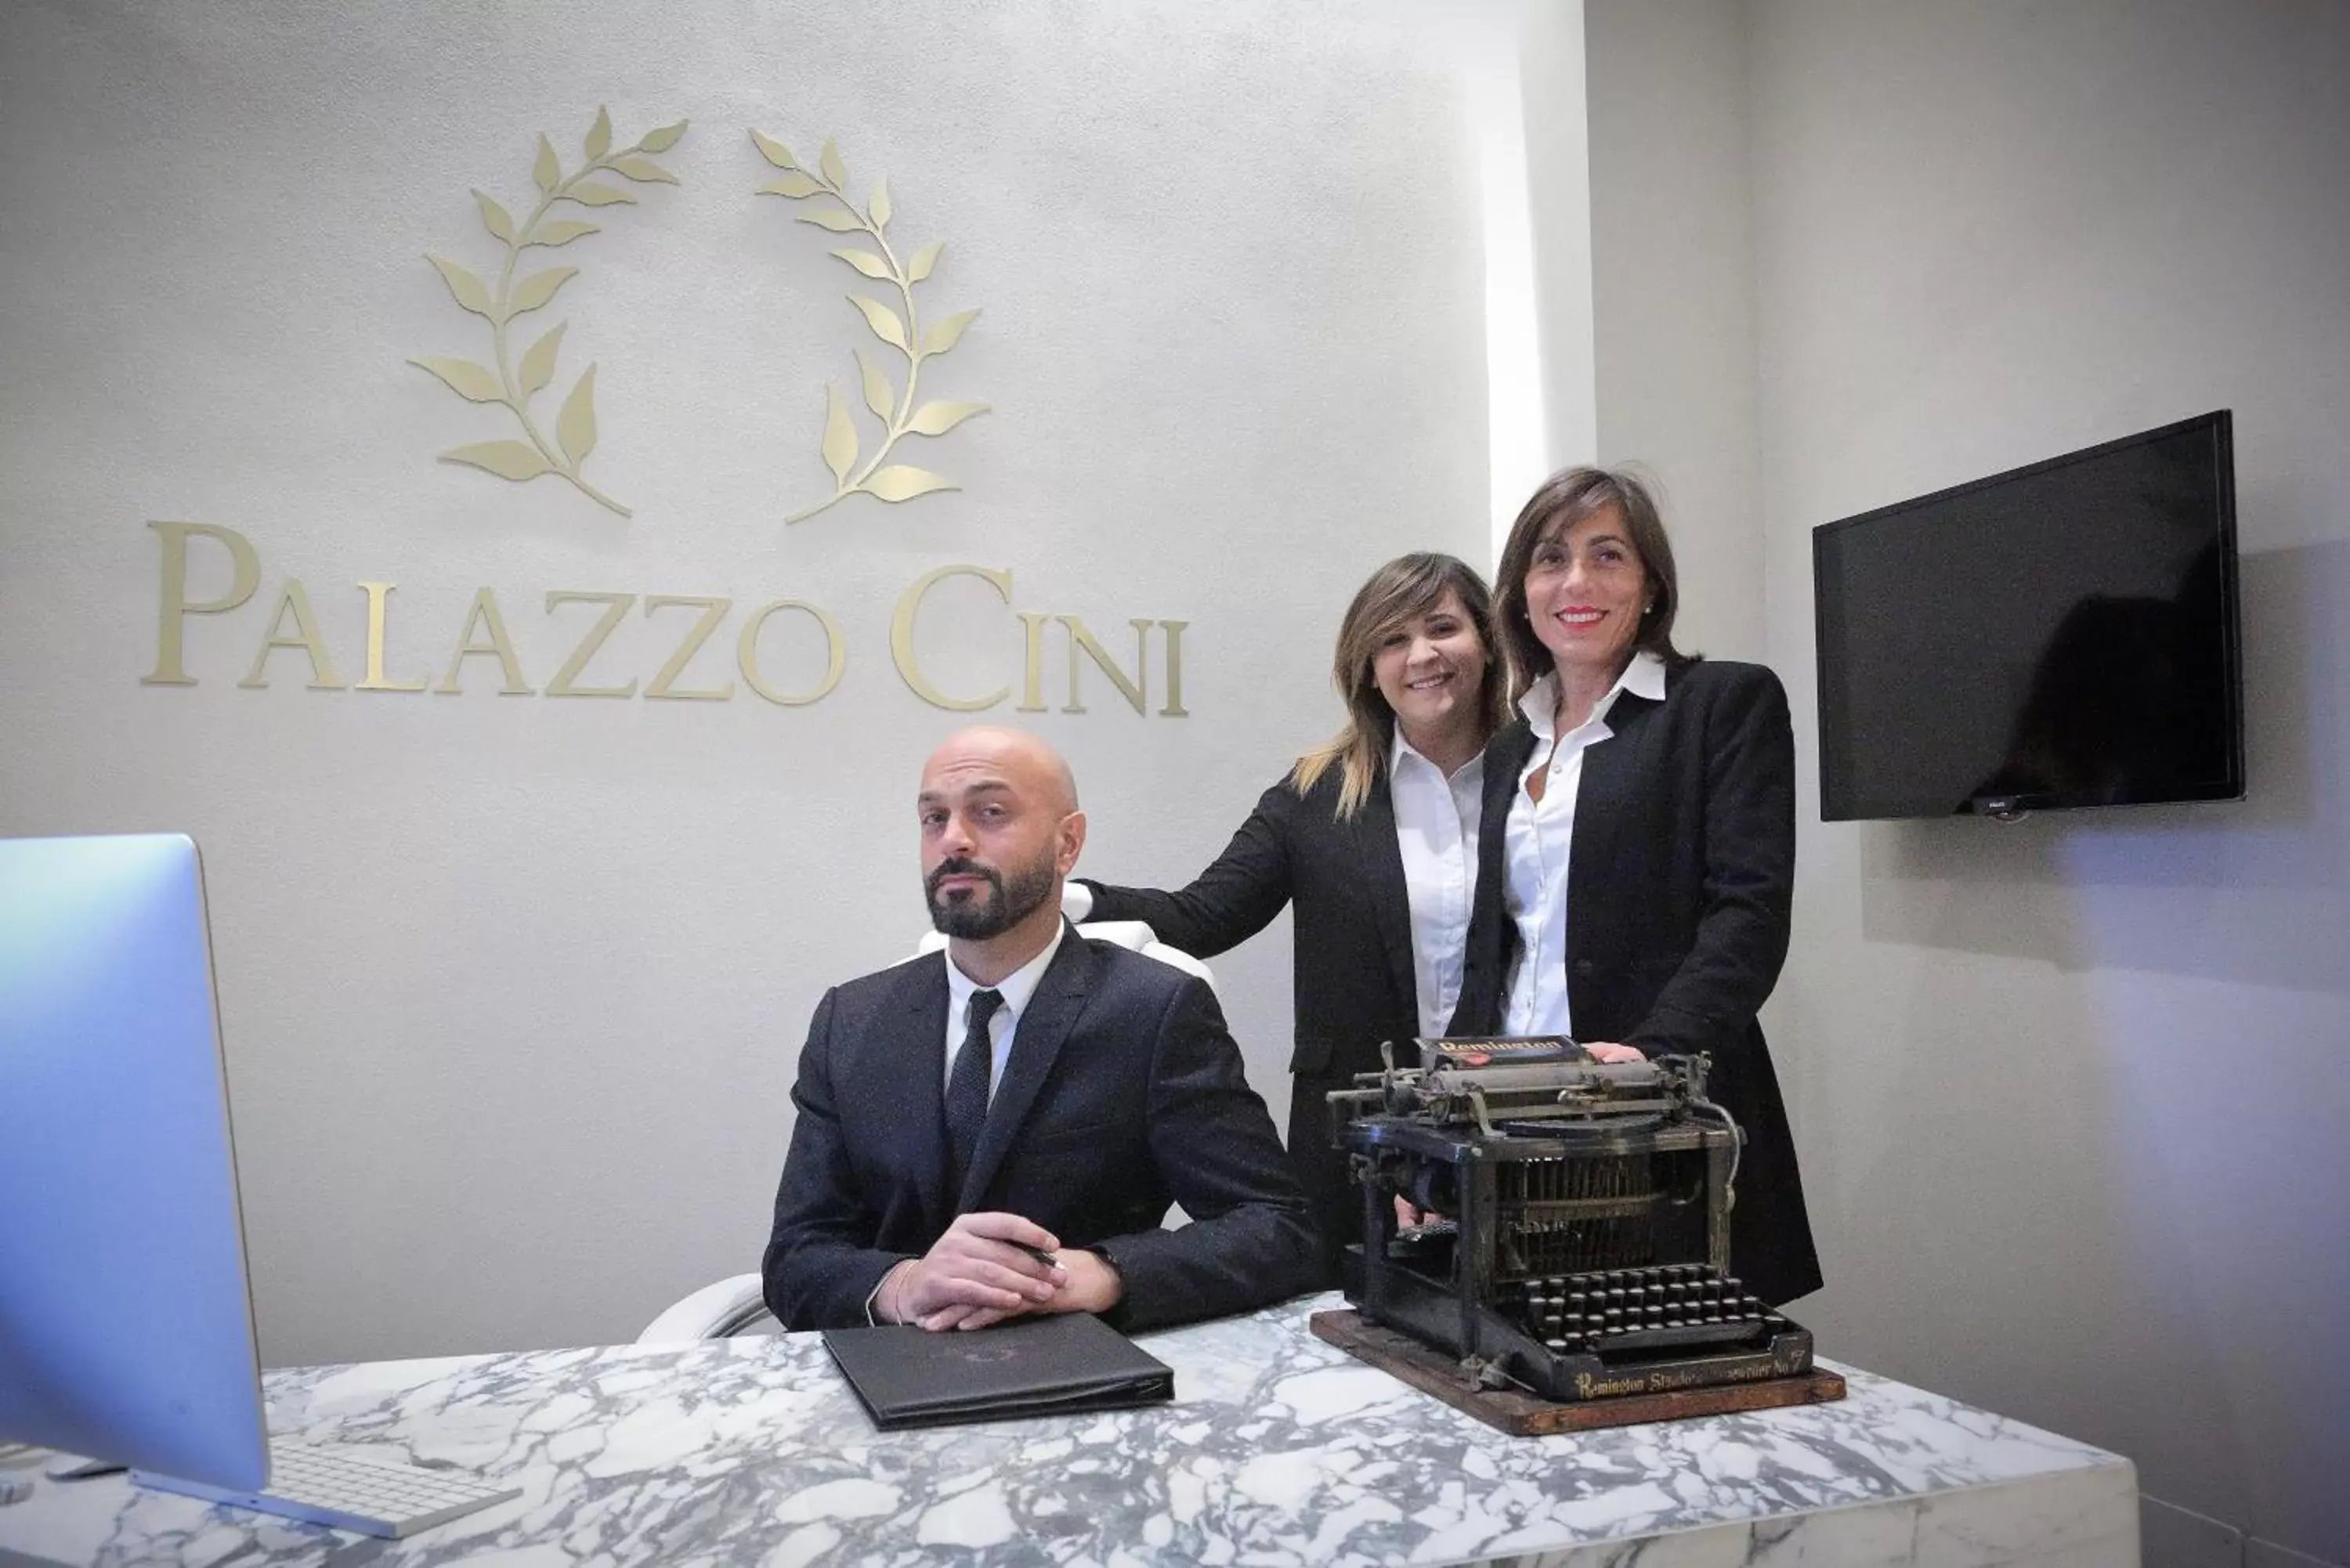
[1387,732,1484,1039]
[1499,652,1668,1037]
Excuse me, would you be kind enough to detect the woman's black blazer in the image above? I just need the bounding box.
[1080,765,1438,1279]
[1451,659,1824,1306]
[1082,766,1429,1083]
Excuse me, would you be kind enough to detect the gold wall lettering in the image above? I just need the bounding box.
[1159,620,1191,717]
[542,591,639,698]
[643,596,736,702]
[1061,616,1152,716]
[143,522,261,685]
[439,588,534,695]
[143,528,1187,717]
[357,583,430,692]
[750,128,988,524]
[1018,612,1054,713]
[411,107,686,518]
[738,601,846,706]
[890,564,1010,710]
[238,580,345,690]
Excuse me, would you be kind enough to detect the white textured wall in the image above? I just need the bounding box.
[0,0,1523,1364]
[1584,0,1764,661]
[1517,0,1600,499]
[1741,4,2348,1564]
[1585,2,2349,1560]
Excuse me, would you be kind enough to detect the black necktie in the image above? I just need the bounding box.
[945,988,1003,1196]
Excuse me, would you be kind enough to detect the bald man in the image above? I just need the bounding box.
[762,728,1319,1333]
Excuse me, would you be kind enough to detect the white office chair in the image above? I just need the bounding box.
[634,898,1215,1343]
[636,1274,776,1343]
[909,918,1217,999]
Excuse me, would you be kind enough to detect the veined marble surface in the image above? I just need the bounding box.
[0,1292,2135,1567]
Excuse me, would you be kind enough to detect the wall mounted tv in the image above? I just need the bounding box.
[1813,410,2243,822]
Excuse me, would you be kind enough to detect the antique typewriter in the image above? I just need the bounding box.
[1328,1036,1815,1403]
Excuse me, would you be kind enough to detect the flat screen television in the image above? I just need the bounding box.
[1813,410,2243,822]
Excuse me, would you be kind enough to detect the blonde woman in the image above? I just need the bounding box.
[1072,553,1509,1281]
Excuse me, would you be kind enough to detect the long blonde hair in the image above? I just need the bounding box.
[1289,553,1509,818]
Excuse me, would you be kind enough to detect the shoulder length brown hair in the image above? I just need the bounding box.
[1492,464,1694,701]
[1290,552,1510,818]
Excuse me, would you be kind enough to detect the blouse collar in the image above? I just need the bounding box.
[1518,649,1668,740]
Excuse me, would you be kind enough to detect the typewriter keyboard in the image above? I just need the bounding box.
[1514,1263,1787,1354]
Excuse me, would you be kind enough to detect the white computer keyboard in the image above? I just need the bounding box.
[135,1436,520,1539]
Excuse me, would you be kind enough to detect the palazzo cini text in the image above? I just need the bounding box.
[139,523,1190,716]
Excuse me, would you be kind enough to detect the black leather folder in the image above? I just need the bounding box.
[821,1313,1175,1430]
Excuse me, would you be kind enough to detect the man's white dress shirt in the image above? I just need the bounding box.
[943,919,1068,1100]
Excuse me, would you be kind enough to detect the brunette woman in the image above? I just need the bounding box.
[1450,467,1821,1305]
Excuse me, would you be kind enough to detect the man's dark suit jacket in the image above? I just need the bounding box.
[763,926,1321,1333]
[1452,659,1825,1306]
[1079,766,1432,1279]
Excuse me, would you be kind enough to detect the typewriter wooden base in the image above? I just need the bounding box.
[1310,1309,1846,1436]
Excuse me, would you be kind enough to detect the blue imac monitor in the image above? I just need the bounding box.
[0,833,269,1491]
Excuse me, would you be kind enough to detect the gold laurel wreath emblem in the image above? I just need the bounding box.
[410,107,686,518]
[750,128,989,524]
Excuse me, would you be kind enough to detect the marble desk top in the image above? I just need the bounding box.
[0,1292,2137,1568]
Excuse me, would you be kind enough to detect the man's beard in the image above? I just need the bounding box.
[925,852,1058,940]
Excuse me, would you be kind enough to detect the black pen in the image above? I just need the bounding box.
[1008,1241,1065,1270]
